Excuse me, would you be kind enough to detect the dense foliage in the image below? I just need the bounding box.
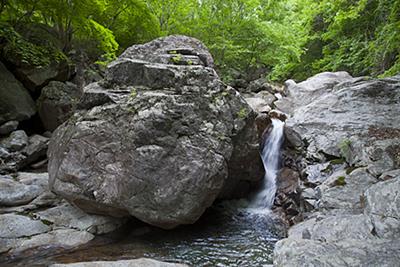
[0,0,399,81]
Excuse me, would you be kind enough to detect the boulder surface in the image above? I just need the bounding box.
[48,35,263,229]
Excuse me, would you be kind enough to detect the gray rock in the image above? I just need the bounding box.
[77,82,116,110]
[17,172,49,186]
[0,214,49,238]
[38,81,82,131]
[273,73,400,266]
[318,168,377,211]
[274,238,400,267]
[246,77,274,93]
[0,147,10,158]
[0,178,44,206]
[48,36,262,229]
[275,71,354,115]
[50,258,188,267]
[283,126,304,149]
[21,134,49,165]
[120,35,214,67]
[35,203,125,234]
[365,176,400,238]
[289,214,375,242]
[0,62,36,124]
[379,169,400,181]
[302,188,316,199]
[284,75,400,165]
[0,121,18,135]
[0,130,28,152]
[244,91,276,113]
[0,152,26,174]
[8,229,94,254]
[304,162,331,184]
[12,60,74,92]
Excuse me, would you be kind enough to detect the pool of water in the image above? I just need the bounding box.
[1,199,286,266]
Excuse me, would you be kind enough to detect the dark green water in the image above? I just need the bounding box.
[1,200,285,267]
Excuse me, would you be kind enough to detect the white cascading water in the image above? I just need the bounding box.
[250,118,285,210]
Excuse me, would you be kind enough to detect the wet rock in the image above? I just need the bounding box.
[276,168,300,195]
[38,81,82,131]
[255,113,272,138]
[50,258,188,267]
[274,168,302,225]
[283,126,303,149]
[0,214,50,238]
[0,62,36,124]
[365,176,400,238]
[1,130,29,152]
[268,110,287,121]
[48,35,262,229]
[0,121,18,136]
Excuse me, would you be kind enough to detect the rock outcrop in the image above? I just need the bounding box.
[273,72,400,266]
[48,35,263,229]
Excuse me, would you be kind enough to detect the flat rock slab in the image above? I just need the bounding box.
[1,229,94,254]
[35,203,124,234]
[0,214,49,238]
[50,258,188,267]
[0,178,44,206]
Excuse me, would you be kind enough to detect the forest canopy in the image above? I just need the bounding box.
[0,0,399,82]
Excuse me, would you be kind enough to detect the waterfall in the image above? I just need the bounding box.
[250,118,285,210]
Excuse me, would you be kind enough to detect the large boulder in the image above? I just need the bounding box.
[48,35,263,229]
[0,62,36,124]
